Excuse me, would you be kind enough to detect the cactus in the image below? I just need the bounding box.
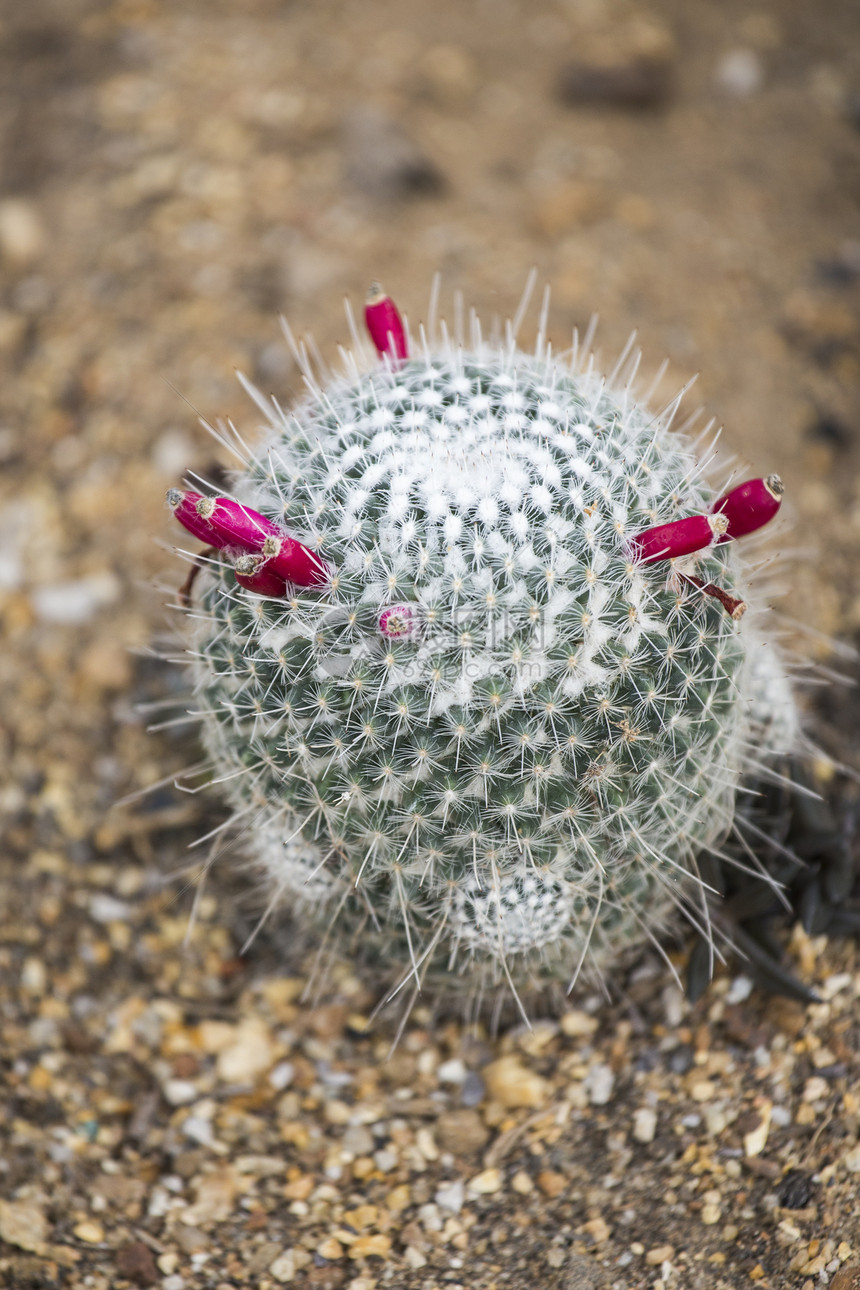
[166,283,798,1012]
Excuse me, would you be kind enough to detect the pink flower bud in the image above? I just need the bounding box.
[203,496,282,550]
[364,283,408,362]
[379,604,418,639]
[713,474,783,543]
[267,536,331,589]
[197,496,330,588]
[166,488,220,545]
[233,554,288,598]
[628,512,728,564]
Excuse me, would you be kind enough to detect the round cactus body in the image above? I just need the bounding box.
[171,296,797,1004]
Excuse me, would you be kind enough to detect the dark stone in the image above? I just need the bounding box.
[461,1071,486,1107]
[559,1251,610,1288]
[778,1168,814,1209]
[805,414,853,448]
[343,106,444,201]
[667,1043,694,1074]
[114,1240,158,1287]
[557,59,673,111]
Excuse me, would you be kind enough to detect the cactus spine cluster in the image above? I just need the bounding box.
[168,284,797,1010]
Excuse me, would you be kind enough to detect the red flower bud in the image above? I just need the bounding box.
[201,496,282,551]
[168,490,330,588]
[713,474,783,543]
[364,283,408,362]
[233,554,288,597]
[166,488,220,545]
[267,536,331,589]
[628,512,728,564]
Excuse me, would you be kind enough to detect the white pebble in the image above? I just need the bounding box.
[843,1145,860,1173]
[437,1058,468,1084]
[822,972,852,999]
[662,985,685,1028]
[716,48,763,96]
[32,572,120,624]
[435,1179,465,1213]
[633,1107,657,1143]
[586,1063,615,1106]
[89,894,132,923]
[182,1116,215,1147]
[726,975,754,1005]
[21,957,46,994]
[418,1202,443,1230]
[163,1080,198,1106]
[269,1061,295,1091]
[153,429,195,477]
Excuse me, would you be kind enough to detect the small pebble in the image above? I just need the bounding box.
[468,1167,503,1195]
[435,1179,465,1213]
[115,1240,158,1286]
[560,1009,598,1038]
[633,1107,657,1143]
[537,1170,567,1198]
[31,573,120,625]
[726,975,754,1004]
[583,1216,611,1244]
[803,1076,829,1103]
[691,1079,717,1103]
[215,1019,275,1082]
[435,1109,490,1155]
[0,198,46,264]
[0,1200,48,1252]
[715,48,763,96]
[743,1100,772,1157]
[460,1070,486,1107]
[342,106,443,201]
[557,57,673,111]
[778,1170,814,1208]
[267,1060,294,1091]
[317,1236,344,1260]
[484,1055,550,1109]
[348,1234,391,1260]
[586,1062,615,1106]
[163,1079,198,1106]
[74,1220,105,1243]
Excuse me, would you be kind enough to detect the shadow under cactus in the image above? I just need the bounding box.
[687,758,860,1004]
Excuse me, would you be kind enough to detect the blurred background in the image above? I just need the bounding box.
[1,0,859,822]
[2,2,860,1284]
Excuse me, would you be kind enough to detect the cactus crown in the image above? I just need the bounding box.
[169,286,796,1011]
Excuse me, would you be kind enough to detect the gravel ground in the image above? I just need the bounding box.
[2,1,860,1287]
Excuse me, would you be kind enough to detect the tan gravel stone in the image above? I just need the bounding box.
[0,1200,48,1253]
[348,1233,392,1259]
[468,1167,504,1195]
[72,1221,104,1244]
[483,1055,550,1109]
[215,1019,275,1082]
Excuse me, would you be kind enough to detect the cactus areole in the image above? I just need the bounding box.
[166,284,795,1007]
